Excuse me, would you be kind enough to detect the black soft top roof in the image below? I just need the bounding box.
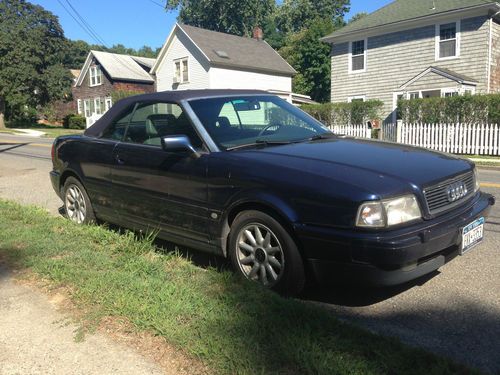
[84,89,270,137]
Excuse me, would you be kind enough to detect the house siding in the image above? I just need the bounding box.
[208,67,292,91]
[331,15,490,122]
[155,32,210,91]
[490,19,500,93]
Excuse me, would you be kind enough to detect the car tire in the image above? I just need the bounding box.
[228,210,305,296]
[63,176,96,224]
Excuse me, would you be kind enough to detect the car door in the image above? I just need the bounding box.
[78,104,135,219]
[110,101,210,244]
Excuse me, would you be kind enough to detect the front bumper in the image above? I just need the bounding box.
[295,192,495,287]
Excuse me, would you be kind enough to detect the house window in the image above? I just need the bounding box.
[348,95,365,102]
[436,21,460,59]
[442,89,459,98]
[409,92,420,100]
[89,66,103,86]
[94,97,105,115]
[84,99,91,117]
[349,39,366,72]
[174,58,189,83]
[105,97,112,111]
[77,99,82,115]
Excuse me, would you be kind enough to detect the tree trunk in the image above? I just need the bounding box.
[0,97,5,129]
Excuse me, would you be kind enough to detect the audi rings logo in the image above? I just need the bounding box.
[446,181,468,202]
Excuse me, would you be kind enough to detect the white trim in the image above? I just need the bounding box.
[400,66,476,90]
[488,17,493,93]
[77,99,82,115]
[441,88,460,97]
[151,23,211,74]
[435,20,461,61]
[173,56,189,84]
[348,95,366,102]
[75,53,93,87]
[105,97,112,111]
[348,38,367,74]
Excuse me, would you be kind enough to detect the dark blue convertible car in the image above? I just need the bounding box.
[50,90,494,295]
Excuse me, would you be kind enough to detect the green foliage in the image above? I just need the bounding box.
[302,100,384,127]
[280,18,335,102]
[111,90,144,105]
[276,0,349,34]
[63,114,86,129]
[0,0,72,121]
[398,94,500,124]
[0,199,476,375]
[348,12,368,23]
[166,0,276,37]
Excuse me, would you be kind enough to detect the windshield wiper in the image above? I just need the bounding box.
[305,133,337,142]
[226,139,292,151]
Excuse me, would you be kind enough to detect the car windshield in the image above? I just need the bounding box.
[188,95,331,150]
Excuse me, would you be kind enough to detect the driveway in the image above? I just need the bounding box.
[1,134,499,373]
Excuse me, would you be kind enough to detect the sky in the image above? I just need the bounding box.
[30,0,393,50]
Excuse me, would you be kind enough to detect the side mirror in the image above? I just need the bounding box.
[161,135,200,158]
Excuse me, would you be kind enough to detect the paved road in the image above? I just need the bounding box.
[1,134,499,373]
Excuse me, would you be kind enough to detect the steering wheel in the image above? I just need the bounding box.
[258,123,282,137]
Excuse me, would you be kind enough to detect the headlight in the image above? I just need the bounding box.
[473,168,480,192]
[356,195,421,228]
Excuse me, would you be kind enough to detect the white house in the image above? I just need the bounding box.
[151,23,314,105]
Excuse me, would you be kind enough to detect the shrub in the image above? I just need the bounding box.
[63,114,86,129]
[397,94,500,124]
[302,100,384,127]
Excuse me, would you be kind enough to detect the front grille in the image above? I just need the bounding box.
[424,172,475,215]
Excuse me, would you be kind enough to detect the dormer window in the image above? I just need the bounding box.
[349,39,366,73]
[89,66,102,86]
[436,21,460,60]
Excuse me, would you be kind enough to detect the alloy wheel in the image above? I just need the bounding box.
[65,184,87,224]
[235,223,285,286]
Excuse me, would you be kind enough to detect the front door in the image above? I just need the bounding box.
[109,101,210,244]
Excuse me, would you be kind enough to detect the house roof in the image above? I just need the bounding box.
[75,50,155,86]
[323,0,500,42]
[151,23,296,76]
[131,56,156,68]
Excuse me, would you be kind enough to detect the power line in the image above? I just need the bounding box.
[146,0,165,8]
[56,0,151,79]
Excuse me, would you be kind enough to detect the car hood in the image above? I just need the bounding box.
[233,137,473,195]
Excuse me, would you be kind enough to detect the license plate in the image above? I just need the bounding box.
[461,217,484,255]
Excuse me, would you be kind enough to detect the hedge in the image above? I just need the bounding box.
[398,94,500,124]
[301,100,384,127]
[63,114,86,129]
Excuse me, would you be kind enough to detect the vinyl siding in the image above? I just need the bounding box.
[331,15,490,122]
[155,31,210,92]
[208,67,292,91]
[490,19,500,92]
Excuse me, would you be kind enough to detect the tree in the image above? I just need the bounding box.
[0,0,72,121]
[349,12,368,24]
[279,18,336,103]
[276,0,349,34]
[165,0,276,37]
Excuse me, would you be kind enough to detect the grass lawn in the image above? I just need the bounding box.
[3,123,83,138]
[0,200,476,375]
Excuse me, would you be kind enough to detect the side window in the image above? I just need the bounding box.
[101,105,135,141]
[124,102,203,149]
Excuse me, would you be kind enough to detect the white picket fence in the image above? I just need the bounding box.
[381,122,500,155]
[330,124,371,138]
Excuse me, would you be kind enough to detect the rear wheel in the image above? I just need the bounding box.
[63,176,95,224]
[228,210,305,296]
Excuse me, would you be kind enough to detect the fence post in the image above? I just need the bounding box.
[396,120,403,143]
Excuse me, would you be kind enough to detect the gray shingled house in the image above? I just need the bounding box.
[322,0,500,123]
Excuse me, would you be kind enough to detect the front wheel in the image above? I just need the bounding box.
[63,176,95,224]
[228,210,305,296]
